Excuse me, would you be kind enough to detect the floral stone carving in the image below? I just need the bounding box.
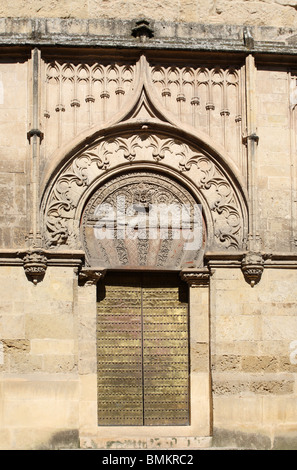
[43,132,245,255]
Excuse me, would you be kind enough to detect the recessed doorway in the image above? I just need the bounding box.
[96,271,189,426]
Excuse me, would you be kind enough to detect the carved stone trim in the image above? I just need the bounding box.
[131,19,154,41]
[241,251,264,287]
[78,268,107,286]
[81,170,205,269]
[21,249,48,285]
[180,267,211,288]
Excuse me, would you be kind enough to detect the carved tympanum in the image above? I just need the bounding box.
[81,171,205,269]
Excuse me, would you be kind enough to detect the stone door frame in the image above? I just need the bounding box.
[77,265,212,449]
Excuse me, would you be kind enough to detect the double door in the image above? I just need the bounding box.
[96,271,189,426]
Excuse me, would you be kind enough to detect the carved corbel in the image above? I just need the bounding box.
[242,132,259,146]
[241,252,264,287]
[78,268,107,286]
[27,128,44,142]
[180,267,211,288]
[243,26,255,49]
[22,249,47,285]
[131,19,154,42]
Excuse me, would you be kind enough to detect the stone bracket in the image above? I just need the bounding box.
[20,249,48,285]
[78,267,107,286]
[242,132,259,146]
[241,251,264,287]
[131,19,154,41]
[27,128,44,142]
[180,267,212,288]
[243,27,255,49]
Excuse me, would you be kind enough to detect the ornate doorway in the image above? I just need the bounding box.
[81,170,203,429]
[39,70,248,444]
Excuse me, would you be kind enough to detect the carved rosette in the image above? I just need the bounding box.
[78,268,106,286]
[180,267,211,288]
[241,252,264,287]
[22,250,48,285]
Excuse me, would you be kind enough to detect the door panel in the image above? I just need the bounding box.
[97,277,143,425]
[97,272,189,426]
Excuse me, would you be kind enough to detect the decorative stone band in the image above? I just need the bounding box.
[180,267,211,288]
[78,268,107,286]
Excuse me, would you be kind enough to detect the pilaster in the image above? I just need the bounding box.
[180,267,212,436]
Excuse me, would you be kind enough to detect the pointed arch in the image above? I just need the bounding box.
[40,122,248,262]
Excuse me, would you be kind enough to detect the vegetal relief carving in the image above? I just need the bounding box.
[178,149,242,249]
[43,133,244,252]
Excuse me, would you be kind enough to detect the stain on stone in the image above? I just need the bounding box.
[2,340,30,352]
[37,429,79,450]
[273,435,297,450]
[212,428,271,450]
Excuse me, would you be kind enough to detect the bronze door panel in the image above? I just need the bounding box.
[97,272,189,426]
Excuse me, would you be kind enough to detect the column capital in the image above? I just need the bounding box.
[78,267,107,286]
[180,267,211,288]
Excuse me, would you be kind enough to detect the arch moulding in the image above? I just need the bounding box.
[40,125,248,268]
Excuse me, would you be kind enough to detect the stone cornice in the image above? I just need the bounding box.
[0,249,297,288]
[0,249,85,267]
[0,249,297,268]
[0,18,297,57]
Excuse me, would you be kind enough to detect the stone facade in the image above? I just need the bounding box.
[0,1,297,450]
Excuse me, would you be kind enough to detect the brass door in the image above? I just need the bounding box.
[97,272,189,426]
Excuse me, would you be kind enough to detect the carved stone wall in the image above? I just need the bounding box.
[1,3,297,451]
[150,64,245,173]
[42,60,137,158]
[40,56,246,180]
